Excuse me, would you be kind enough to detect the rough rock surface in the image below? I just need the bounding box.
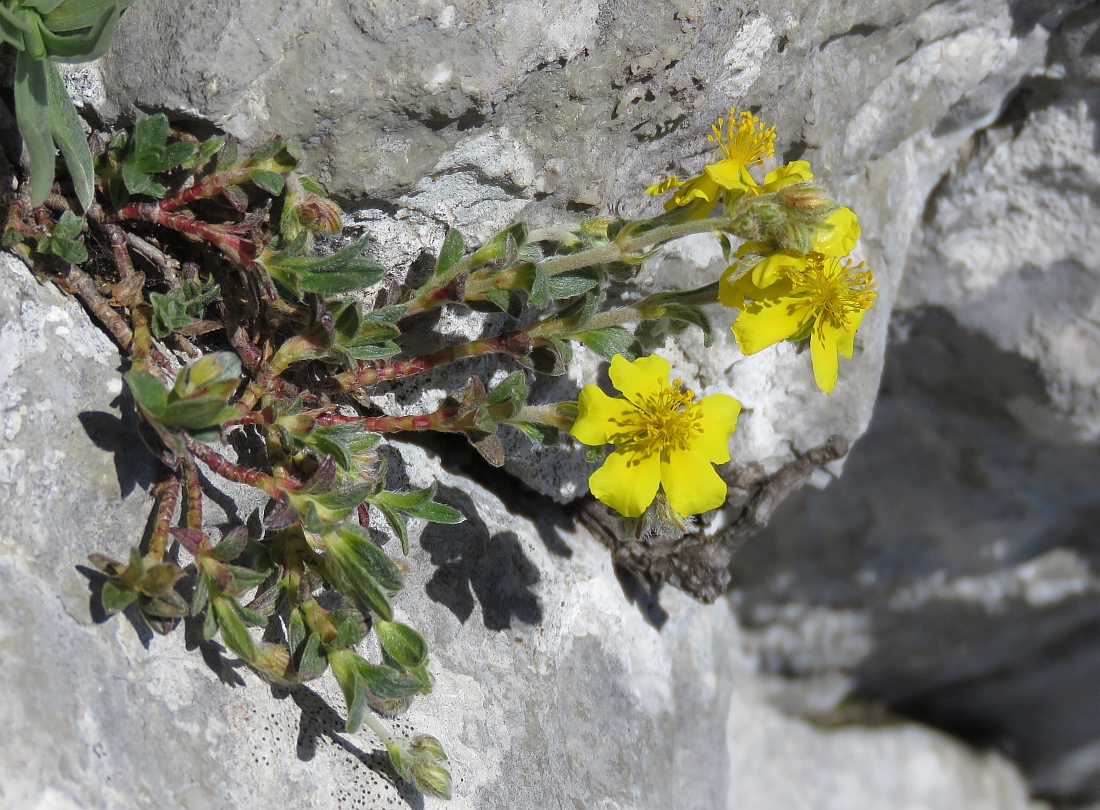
[0,255,1045,809]
[4,0,1098,807]
[97,0,1052,504]
[732,5,1100,805]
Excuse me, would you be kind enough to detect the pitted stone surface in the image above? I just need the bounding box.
[0,256,1043,809]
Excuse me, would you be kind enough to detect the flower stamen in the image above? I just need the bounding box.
[708,110,776,168]
[787,253,877,330]
[610,382,704,457]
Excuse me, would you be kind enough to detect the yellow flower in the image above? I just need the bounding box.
[731,253,876,393]
[646,110,806,217]
[718,206,861,309]
[570,354,741,518]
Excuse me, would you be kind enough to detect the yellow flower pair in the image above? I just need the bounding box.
[649,108,877,394]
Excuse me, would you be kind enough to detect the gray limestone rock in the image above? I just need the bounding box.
[95,0,1052,504]
[4,0,1098,806]
[731,6,1100,804]
[0,255,1044,808]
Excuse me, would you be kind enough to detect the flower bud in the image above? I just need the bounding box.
[411,759,453,800]
[776,183,838,215]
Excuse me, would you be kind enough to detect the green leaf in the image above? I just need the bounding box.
[184,134,224,171]
[190,573,209,616]
[331,609,369,648]
[14,51,54,207]
[375,620,428,670]
[483,288,523,318]
[101,581,136,614]
[47,233,87,263]
[578,326,639,362]
[261,235,386,299]
[212,595,258,660]
[487,370,528,418]
[651,303,714,347]
[0,11,26,52]
[548,268,600,299]
[401,501,463,524]
[202,600,219,640]
[359,661,426,702]
[374,485,434,511]
[213,527,249,562]
[125,369,168,416]
[43,61,94,207]
[469,222,528,266]
[374,500,409,556]
[43,0,133,33]
[297,633,327,681]
[514,421,560,446]
[157,400,239,431]
[250,168,284,195]
[52,209,81,239]
[525,263,550,309]
[434,227,464,278]
[325,525,403,619]
[288,608,307,652]
[215,137,239,171]
[173,351,241,399]
[38,3,119,63]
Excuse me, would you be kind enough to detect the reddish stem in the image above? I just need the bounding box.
[338,331,532,389]
[316,407,460,433]
[183,434,300,497]
[114,203,256,268]
[158,166,254,212]
[104,222,136,279]
[147,473,181,560]
[181,456,204,531]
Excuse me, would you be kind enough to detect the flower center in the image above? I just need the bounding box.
[610,381,704,458]
[709,110,776,167]
[788,253,877,329]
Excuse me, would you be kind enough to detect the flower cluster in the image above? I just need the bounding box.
[576,108,876,521]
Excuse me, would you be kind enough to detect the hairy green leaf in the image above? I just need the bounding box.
[15,51,54,207]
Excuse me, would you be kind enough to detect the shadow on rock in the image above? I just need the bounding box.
[403,431,576,558]
[286,685,425,809]
[421,484,542,630]
[78,386,159,498]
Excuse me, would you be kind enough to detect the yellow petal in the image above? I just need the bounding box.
[761,160,813,189]
[810,318,839,393]
[751,251,805,288]
[836,308,866,359]
[589,448,661,518]
[812,207,860,256]
[671,174,720,208]
[705,159,755,192]
[570,384,636,446]
[732,298,813,355]
[661,449,728,516]
[609,353,670,403]
[693,393,741,464]
[646,175,681,196]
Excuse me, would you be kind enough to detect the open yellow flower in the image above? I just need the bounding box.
[570,354,741,518]
[732,253,876,393]
[718,206,861,309]
[646,110,806,218]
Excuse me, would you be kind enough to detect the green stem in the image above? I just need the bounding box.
[400,213,736,320]
[362,712,396,747]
